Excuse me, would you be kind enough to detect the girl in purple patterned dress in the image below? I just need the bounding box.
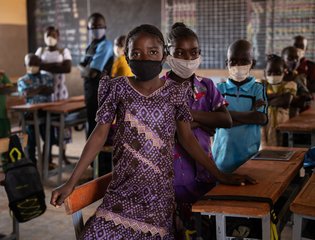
[51,24,252,240]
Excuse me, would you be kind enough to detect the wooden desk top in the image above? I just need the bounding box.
[42,101,85,113]
[9,100,66,111]
[290,173,315,217]
[276,110,315,132]
[192,147,306,216]
[9,96,84,112]
[68,95,85,102]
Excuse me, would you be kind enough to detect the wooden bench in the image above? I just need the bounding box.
[192,146,307,240]
[64,172,112,239]
[276,108,315,147]
[0,134,28,240]
[290,173,315,240]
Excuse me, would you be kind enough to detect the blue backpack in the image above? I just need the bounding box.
[304,147,315,170]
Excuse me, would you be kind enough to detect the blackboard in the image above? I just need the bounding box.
[27,0,161,64]
[162,0,315,69]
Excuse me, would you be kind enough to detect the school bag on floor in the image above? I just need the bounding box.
[3,134,46,222]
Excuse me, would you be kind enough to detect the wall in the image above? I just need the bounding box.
[0,0,28,81]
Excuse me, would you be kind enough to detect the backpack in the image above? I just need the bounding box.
[304,147,315,171]
[3,135,46,222]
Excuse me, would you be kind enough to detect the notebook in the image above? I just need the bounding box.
[251,150,295,161]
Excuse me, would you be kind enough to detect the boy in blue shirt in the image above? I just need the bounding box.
[18,53,54,165]
[212,40,268,173]
[79,13,114,176]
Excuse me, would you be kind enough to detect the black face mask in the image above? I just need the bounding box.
[128,60,162,81]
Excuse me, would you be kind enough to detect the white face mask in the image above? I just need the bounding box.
[26,66,40,74]
[228,64,251,82]
[114,46,124,57]
[266,75,283,85]
[297,48,305,60]
[44,36,58,47]
[166,55,201,79]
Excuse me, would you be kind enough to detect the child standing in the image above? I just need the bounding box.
[51,25,253,239]
[261,54,297,146]
[212,39,268,173]
[79,13,114,176]
[281,46,312,118]
[111,35,133,78]
[17,54,54,165]
[163,22,233,236]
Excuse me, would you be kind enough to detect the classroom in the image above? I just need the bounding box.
[0,0,315,239]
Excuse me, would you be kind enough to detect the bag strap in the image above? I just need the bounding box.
[200,195,278,224]
[7,135,25,163]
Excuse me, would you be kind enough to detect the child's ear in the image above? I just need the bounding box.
[251,59,256,69]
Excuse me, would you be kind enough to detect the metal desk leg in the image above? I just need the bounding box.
[261,214,271,240]
[13,216,19,240]
[33,111,42,174]
[19,112,26,133]
[288,132,294,147]
[215,214,226,239]
[293,213,302,240]
[44,112,51,182]
[58,113,65,185]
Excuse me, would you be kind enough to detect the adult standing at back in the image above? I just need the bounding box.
[79,13,114,176]
[35,26,73,168]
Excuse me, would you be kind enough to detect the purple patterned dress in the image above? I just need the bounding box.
[162,72,227,203]
[81,76,192,239]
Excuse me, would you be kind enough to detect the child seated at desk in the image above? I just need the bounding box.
[212,39,268,173]
[0,70,14,138]
[261,54,297,146]
[17,53,54,166]
[282,46,312,118]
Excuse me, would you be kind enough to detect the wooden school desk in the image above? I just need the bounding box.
[192,146,307,240]
[9,101,64,176]
[276,108,315,147]
[290,173,315,240]
[43,100,86,185]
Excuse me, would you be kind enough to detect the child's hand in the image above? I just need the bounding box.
[252,99,266,111]
[218,173,257,186]
[50,183,75,208]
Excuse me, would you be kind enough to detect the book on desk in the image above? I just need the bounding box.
[251,150,295,161]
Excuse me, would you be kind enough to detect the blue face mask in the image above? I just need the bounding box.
[89,28,106,40]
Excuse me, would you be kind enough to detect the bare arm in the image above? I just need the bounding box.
[78,64,100,79]
[191,105,232,129]
[40,60,72,74]
[176,121,256,185]
[229,99,267,125]
[24,86,54,97]
[230,111,267,125]
[268,92,293,108]
[50,123,111,207]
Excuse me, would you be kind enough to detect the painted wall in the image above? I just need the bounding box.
[0,0,28,81]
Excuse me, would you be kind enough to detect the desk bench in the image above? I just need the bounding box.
[290,173,315,240]
[276,108,315,147]
[192,147,307,240]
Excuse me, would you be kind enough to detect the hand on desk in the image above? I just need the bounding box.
[218,172,257,186]
[50,182,75,207]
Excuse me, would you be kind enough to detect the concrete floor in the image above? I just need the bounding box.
[0,130,293,240]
